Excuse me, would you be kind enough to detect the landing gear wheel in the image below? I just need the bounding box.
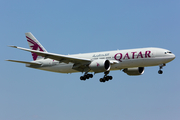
[158,70,163,74]
[100,78,105,82]
[100,78,103,82]
[80,73,93,81]
[105,77,109,81]
[85,74,90,79]
[89,74,93,78]
[109,76,113,80]
[80,76,86,80]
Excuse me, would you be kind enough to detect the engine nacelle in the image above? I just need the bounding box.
[123,67,144,76]
[89,59,111,73]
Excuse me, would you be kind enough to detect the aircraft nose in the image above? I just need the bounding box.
[171,53,176,60]
[172,53,175,59]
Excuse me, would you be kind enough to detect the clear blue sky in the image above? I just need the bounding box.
[1,0,180,120]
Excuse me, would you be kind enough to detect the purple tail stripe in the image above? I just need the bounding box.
[26,36,44,61]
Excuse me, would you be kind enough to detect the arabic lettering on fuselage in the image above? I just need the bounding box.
[92,53,110,57]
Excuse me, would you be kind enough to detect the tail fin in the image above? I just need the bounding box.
[25,32,47,61]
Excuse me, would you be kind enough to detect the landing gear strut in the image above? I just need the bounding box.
[99,71,113,83]
[80,73,93,80]
[158,63,166,74]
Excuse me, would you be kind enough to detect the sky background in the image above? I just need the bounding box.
[1,0,180,120]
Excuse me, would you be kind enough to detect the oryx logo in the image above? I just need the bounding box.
[26,36,44,61]
[97,63,100,67]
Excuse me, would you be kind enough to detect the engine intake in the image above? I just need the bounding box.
[123,67,144,76]
[89,59,111,73]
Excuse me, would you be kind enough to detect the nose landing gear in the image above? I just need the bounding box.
[158,63,166,74]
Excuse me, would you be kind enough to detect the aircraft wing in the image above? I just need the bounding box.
[9,46,91,64]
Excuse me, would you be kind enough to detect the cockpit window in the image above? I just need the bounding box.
[165,51,172,54]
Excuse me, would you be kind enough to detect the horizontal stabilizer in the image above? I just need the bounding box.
[6,60,41,65]
[8,45,17,48]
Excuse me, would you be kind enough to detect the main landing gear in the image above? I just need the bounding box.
[80,73,93,80]
[80,71,113,82]
[99,71,113,83]
[158,63,166,74]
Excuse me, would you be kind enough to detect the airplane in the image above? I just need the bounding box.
[6,32,175,82]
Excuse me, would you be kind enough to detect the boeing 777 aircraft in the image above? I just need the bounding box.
[7,32,175,82]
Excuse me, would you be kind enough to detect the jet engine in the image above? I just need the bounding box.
[123,67,144,76]
[89,59,111,73]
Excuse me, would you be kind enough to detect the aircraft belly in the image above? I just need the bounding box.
[37,64,78,73]
[110,60,141,70]
[111,58,165,69]
[143,57,174,66]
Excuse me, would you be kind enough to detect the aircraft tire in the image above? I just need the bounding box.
[158,70,163,74]
[100,78,105,82]
[85,75,90,79]
[80,76,86,80]
[89,74,93,78]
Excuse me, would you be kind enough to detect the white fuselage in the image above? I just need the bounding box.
[29,47,175,73]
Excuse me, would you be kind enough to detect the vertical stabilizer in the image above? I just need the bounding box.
[25,32,47,61]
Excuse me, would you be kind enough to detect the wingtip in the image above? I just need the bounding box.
[8,45,17,48]
[5,60,13,62]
